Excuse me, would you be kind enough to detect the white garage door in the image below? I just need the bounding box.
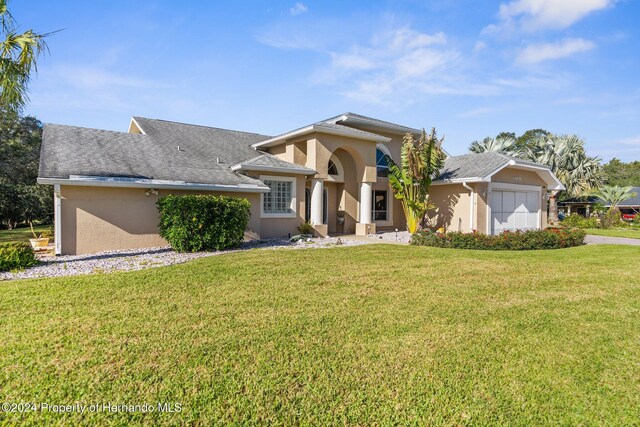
[491,190,540,234]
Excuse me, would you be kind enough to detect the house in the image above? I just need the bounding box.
[559,187,640,219]
[38,113,564,255]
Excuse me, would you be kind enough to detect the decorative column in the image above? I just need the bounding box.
[310,178,324,225]
[360,182,373,224]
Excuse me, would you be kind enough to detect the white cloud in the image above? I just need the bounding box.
[306,27,478,104]
[259,19,576,105]
[487,0,614,32]
[500,0,613,29]
[516,38,596,64]
[31,64,172,113]
[617,135,640,146]
[473,41,487,52]
[289,2,308,16]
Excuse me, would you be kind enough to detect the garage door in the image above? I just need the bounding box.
[491,190,540,234]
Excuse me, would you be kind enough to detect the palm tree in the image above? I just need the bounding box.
[588,185,637,210]
[387,128,445,233]
[469,135,522,157]
[0,0,50,111]
[527,134,604,223]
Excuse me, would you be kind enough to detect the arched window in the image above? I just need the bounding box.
[376,147,390,177]
[327,159,339,175]
[326,155,344,182]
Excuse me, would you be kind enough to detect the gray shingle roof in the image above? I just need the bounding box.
[315,122,389,140]
[252,119,390,147]
[325,112,421,133]
[39,118,307,188]
[619,187,640,207]
[436,152,550,182]
[234,153,316,173]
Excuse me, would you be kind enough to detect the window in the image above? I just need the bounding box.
[376,148,389,177]
[262,176,296,217]
[327,159,338,175]
[372,190,388,221]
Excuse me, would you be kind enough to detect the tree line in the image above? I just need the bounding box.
[0,111,51,229]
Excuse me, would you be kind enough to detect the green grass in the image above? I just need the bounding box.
[1,244,639,425]
[585,227,640,239]
[0,225,53,244]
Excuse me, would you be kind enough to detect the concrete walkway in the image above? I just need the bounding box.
[585,235,640,246]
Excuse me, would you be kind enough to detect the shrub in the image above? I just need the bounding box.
[297,222,315,235]
[411,228,586,250]
[0,242,37,272]
[561,213,598,229]
[157,195,251,252]
[600,208,624,229]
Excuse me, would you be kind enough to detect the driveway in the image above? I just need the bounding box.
[585,235,640,246]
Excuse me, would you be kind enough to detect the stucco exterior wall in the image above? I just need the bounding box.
[59,186,262,255]
[492,168,546,186]
[475,182,489,234]
[245,172,307,238]
[428,184,472,233]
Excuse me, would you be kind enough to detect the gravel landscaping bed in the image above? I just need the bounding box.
[0,235,381,281]
[371,230,412,243]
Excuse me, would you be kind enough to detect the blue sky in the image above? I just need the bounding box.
[14,0,640,161]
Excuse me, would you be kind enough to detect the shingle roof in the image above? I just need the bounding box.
[436,152,550,182]
[251,120,390,148]
[325,112,421,134]
[39,118,286,187]
[619,187,640,207]
[315,122,389,140]
[234,153,316,173]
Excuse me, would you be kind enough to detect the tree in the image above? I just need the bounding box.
[0,0,50,112]
[469,135,523,157]
[588,185,637,210]
[0,111,51,229]
[515,128,550,152]
[387,128,445,233]
[602,158,640,187]
[528,134,604,223]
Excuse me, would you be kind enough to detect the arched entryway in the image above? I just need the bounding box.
[305,147,367,234]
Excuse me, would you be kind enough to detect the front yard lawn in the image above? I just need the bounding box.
[585,227,640,239]
[0,225,52,244]
[1,244,639,425]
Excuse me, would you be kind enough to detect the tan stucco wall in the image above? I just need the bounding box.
[491,168,546,187]
[59,186,261,255]
[245,172,307,238]
[268,130,410,232]
[428,184,472,233]
[475,182,489,234]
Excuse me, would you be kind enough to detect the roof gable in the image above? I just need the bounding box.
[435,151,564,190]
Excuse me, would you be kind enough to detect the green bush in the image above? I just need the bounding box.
[0,242,37,272]
[600,209,624,229]
[297,222,314,235]
[561,213,598,229]
[411,228,586,250]
[157,195,251,252]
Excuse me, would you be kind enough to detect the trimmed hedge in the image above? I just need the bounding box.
[411,228,586,250]
[157,195,251,252]
[0,242,38,272]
